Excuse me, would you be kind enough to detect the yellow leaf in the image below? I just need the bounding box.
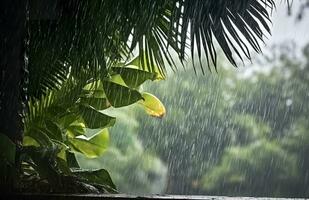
[139,92,166,118]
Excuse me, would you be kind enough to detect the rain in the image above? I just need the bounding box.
[1,0,309,198]
[76,1,309,198]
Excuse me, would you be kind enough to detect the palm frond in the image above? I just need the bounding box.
[136,0,275,74]
[29,0,277,98]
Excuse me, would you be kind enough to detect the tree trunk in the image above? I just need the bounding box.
[0,0,27,192]
[0,0,27,144]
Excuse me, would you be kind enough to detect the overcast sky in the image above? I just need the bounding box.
[269,1,309,46]
[232,1,309,78]
[170,2,309,75]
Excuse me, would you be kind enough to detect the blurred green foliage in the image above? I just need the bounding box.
[143,43,309,197]
[84,43,309,197]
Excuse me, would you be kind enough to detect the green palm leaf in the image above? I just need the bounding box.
[29,0,279,97]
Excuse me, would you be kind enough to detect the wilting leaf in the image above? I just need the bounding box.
[139,92,166,118]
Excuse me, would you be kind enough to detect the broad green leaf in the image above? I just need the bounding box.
[83,80,103,91]
[82,81,106,98]
[80,97,111,110]
[58,113,80,129]
[52,142,70,174]
[23,136,40,147]
[112,66,157,88]
[78,105,116,129]
[0,133,16,165]
[57,147,67,161]
[82,89,106,98]
[110,74,127,87]
[103,80,143,108]
[139,92,166,118]
[69,129,109,158]
[53,140,70,161]
[73,169,117,192]
[66,122,86,138]
[25,126,54,148]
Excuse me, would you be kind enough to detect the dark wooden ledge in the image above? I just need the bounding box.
[5,194,307,200]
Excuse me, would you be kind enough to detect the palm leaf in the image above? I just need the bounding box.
[136,0,276,74]
[29,0,279,98]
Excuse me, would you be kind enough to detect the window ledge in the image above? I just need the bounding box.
[7,194,305,200]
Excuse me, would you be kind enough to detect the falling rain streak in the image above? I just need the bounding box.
[77,2,309,198]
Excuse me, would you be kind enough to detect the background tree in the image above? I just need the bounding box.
[202,44,309,197]
[0,0,290,193]
[87,42,309,197]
